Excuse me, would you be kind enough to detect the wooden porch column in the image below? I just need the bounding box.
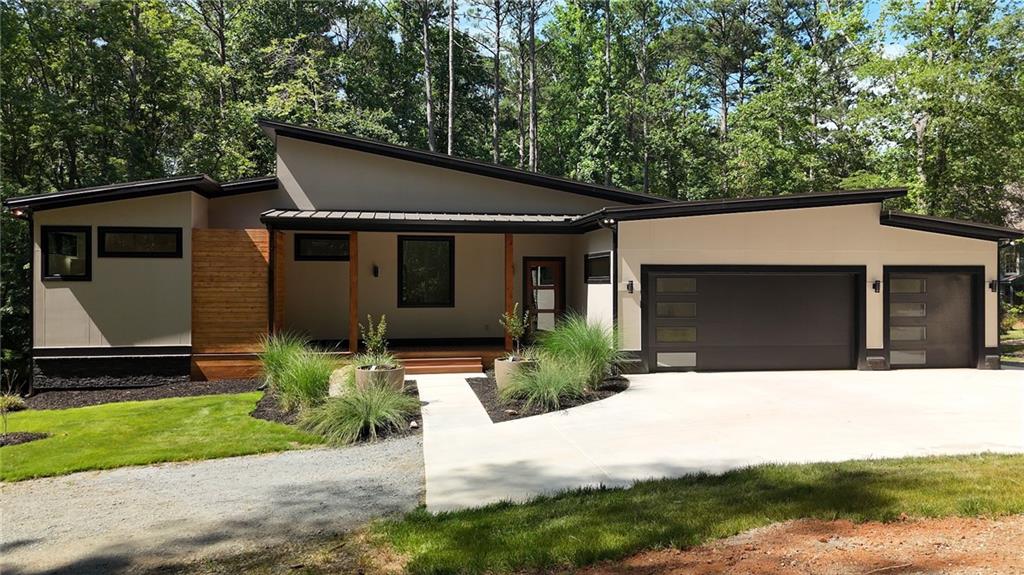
[504,233,514,351]
[349,231,359,353]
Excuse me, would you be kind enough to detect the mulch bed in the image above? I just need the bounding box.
[467,372,628,423]
[24,379,262,410]
[0,432,49,447]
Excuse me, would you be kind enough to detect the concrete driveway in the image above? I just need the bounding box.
[417,370,1024,511]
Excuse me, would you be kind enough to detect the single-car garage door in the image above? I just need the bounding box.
[885,269,979,368]
[642,267,862,371]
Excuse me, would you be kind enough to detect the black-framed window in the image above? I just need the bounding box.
[398,236,454,307]
[584,252,611,284]
[295,233,350,261]
[42,225,91,281]
[98,227,182,258]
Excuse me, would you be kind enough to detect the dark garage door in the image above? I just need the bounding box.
[886,270,976,368]
[643,268,860,371]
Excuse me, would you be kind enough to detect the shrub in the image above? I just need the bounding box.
[499,303,531,360]
[274,350,337,411]
[500,358,589,411]
[299,384,419,445]
[360,314,389,355]
[258,332,308,386]
[353,350,400,370]
[0,394,25,413]
[537,313,624,388]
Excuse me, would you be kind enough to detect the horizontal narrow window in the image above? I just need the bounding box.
[399,236,454,307]
[98,227,182,258]
[890,278,926,294]
[656,326,697,343]
[657,352,697,368]
[890,350,927,365]
[656,277,696,294]
[295,233,349,261]
[891,326,927,341]
[584,252,611,284]
[656,302,697,318]
[891,302,926,318]
[42,226,91,281]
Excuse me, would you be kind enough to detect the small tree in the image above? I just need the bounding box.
[360,314,389,356]
[499,303,530,360]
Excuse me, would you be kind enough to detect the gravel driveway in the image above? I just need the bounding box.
[1,436,423,574]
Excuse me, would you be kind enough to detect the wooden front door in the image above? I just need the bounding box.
[524,257,565,334]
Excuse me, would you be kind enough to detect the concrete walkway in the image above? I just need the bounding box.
[1,437,423,575]
[418,370,1024,512]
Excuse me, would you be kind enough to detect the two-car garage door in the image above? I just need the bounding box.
[642,266,980,371]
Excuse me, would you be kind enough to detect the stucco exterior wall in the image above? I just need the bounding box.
[275,137,623,214]
[282,231,350,340]
[580,228,614,327]
[208,189,278,228]
[616,203,999,351]
[32,192,196,348]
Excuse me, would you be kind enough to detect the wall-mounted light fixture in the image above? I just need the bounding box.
[626,280,634,294]
[872,280,881,293]
[989,280,998,292]
[372,264,380,278]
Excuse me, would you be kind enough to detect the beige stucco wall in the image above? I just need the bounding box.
[580,228,614,327]
[616,203,999,351]
[275,137,623,214]
[32,192,196,348]
[282,231,350,340]
[208,189,277,228]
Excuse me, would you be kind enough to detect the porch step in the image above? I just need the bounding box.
[400,356,484,374]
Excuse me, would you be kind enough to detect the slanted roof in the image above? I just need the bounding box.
[880,210,1024,241]
[3,175,278,212]
[258,119,669,206]
[261,209,581,234]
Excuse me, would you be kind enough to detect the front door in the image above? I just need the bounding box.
[524,257,565,334]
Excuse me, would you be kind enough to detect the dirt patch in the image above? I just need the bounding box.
[467,373,628,423]
[25,379,261,410]
[575,515,1024,575]
[0,431,49,447]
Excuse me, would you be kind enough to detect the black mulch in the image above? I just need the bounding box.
[467,373,629,423]
[25,379,262,410]
[251,380,424,440]
[0,432,49,447]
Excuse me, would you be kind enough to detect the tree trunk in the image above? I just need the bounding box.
[421,1,437,152]
[528,0,538,170]
[447,0,456,155]
[491,0,502,163]
[603,0,612,186]
[516,12,526,168]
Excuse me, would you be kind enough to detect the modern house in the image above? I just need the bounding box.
[5,119,1022,388]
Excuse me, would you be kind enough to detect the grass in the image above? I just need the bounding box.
[499,357,589,411]
[374,453,1024,574]
[1000,328,1024,363]
[536,313,624,388]
[274,351,338,411]
[299,383,419,445]
[0,392,320,481]
[258,331,309,386]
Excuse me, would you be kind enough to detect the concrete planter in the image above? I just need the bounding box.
[494,358,536,391]
[354,365,406,392]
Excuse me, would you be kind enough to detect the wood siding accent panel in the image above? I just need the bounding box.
[192,229,269,354]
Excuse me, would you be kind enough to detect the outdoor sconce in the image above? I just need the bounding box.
[872,280,881,293]
[989,280,998,292]
[372,264,380,278]
[626,280,634,294]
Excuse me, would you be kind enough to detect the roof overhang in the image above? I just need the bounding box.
[574,188,909,230]
[3,175,278,213]
[261,209,581,234]
[880,211,1024,242]
[258,119,668,206]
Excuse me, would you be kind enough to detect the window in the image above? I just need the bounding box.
[656,277,697,293]
[890,278,926,294]
[891,302,927,318]
[398,236,454,307]
[891,326,927,341]
[98,227,182,258]
[295,233,349,261]
[656,302,697,318]
[656,326,697,343]
[584,252,611,284]
[890,350,927,365]
[42,226,91,281]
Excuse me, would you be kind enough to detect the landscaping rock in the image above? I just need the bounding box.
[328,365,355,397]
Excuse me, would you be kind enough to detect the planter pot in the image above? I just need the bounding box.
[494,358,536,391]
[354,365,406,392]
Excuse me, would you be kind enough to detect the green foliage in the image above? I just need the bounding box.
[537,313,624,389]
[1,392,320,481]
[352,350,400,370]
[500,357,589,412]
[258,332,309,387]
[299,384,418,445]
[0,393,26,413]
[273,350,336,411]
[359,314,389,356]
[499,302,530,358]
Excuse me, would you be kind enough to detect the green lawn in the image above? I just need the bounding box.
[1,392,321,481]
[1002,328,1024,363]
[374,454,1024,575]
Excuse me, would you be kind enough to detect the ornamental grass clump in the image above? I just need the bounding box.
[258,332,308,387]
[299,383,419,445]
[273,350,336,411]
[537,313,624,389]
[499,357,590,412]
